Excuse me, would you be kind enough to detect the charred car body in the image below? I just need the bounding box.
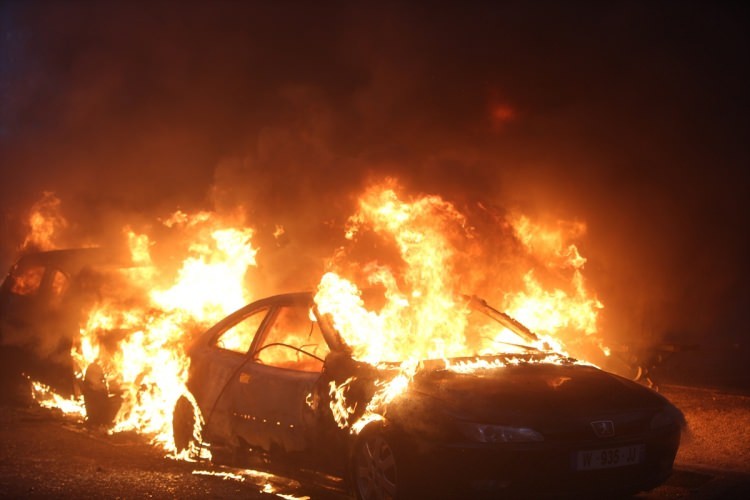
[174,292,683,498]
[0,248,130,421]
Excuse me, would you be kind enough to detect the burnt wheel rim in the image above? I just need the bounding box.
[355,434,397,500]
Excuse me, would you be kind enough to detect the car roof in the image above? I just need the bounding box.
[10,248,133,275]
[196,291,348,355]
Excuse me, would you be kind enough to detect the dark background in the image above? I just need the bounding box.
[1,1,748,388]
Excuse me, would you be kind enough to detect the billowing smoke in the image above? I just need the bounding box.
[1,2,748,387]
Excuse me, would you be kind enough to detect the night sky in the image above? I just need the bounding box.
[1,1,748,387]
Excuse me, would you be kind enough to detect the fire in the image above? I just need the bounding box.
[20,180,605,457]
[9,265,45,295]
[22,191,68,251]
[18,200,258,450]
[30,379,86,417]
[503,213,604,353]
[504,270,600,337]
[317,183,472,364]
[98,220,251,448]
[327,376,357,429]
[314,180,603,431]
[508,214,587,270]
[316,182,602,365]
[150,227,256,317]
[50,210,258,449]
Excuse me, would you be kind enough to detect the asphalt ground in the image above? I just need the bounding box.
[636,385,750,500]
[0,383,748,499]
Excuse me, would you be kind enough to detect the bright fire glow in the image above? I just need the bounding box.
[503,213,604,353]
[314,180,603,431]
[317,185,473,364]
[22,191,69,251]
[30,379,86,417]
[20,180,605,453]
[98,220,251,448]
[58,210,257,450]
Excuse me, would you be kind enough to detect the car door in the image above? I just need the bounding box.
[193,303,271,445]
[0,260,75,385]
[0,261,49,333]
[225,298,330,460]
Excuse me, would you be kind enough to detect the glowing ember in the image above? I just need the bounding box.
[191,468,308,499]
[192,470,246,482]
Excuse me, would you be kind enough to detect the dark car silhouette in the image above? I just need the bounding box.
[173,292,683,499]
[0,248,130,421]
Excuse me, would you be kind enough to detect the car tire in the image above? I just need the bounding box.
[173,394,202,456]
[81,362,119,425]
[352,426,403,500]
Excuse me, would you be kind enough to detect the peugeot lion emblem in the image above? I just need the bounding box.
[591,420,615,438]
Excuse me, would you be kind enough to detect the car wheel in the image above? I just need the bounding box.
[353,428,400,500]
[81,362,119,425]
[173,395,202,456]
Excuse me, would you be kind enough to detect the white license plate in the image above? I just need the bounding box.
[574,444,645,471]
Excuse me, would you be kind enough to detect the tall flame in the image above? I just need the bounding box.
[67,211,258,448]
[503,213,604,352]
[317,183,472,364]
[315,181,603,431]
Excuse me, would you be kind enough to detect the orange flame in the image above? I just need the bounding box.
[66,211,258,448]
[317,183,473,364]
[24,180,606,450]
[503,213,604,353]
[22,191,68,251]
[315,181,603,431]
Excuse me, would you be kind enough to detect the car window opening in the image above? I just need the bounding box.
[255,305,330,372]
[10,265,46,296]
[215,308,268,354]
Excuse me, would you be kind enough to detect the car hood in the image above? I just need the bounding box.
[409,360,668,424]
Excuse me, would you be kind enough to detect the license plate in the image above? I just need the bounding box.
[574,444,645,471]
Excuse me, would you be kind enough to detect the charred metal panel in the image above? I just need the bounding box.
[228,363,318,455]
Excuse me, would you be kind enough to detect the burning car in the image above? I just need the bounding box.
[173,291,683,498]
[0,247,133,421]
